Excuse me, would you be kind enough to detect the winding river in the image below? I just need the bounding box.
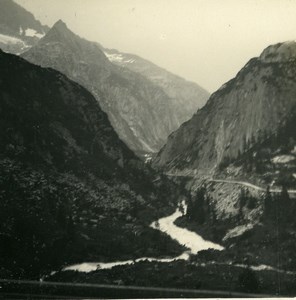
[63,201,224,273]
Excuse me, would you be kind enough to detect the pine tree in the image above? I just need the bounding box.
[237,267,259,293]
[238,188,249,220]
[57,204,67,228]
[66,214,75,240]
[186,195,193,220]
[211,206,217,224]
[195,187,206,224]
[186,187,207,224]
[279,185,291,223]
[263,185,273,220]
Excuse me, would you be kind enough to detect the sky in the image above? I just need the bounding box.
[16,0,296,92]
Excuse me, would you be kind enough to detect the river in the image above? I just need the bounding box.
[63,200,224,273]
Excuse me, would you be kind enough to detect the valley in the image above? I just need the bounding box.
[46,187,296,296]
[1,0,296,298]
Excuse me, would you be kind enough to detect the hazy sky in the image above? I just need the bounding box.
[16,0,296,92]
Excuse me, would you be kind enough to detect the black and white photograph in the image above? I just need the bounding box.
[1,0,296,298]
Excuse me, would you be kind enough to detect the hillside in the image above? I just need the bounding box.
[0,50,184,279]
[0,1,209,156]
[154,41,296,176]
[151,41,296,283]
[103,47,209,126]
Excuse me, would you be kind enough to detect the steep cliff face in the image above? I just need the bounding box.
[22,20,195,155]
[0,0,49,54]
[154,41,296,175]
[0,50,183,278]
[103,48,209,126]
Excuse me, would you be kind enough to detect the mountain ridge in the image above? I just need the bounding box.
[153,41,296,175]
[102,47,209,126]
[22,19,200,154]
[1,1,210,155]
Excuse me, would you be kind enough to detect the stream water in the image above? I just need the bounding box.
[63,201,224,273]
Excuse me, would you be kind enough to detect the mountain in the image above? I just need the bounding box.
[154,41,296,175]
[152,41,296,280]
[102,47,209,126]
[0,50,183,278]
[0,0,49,54]
[22,20,208,155]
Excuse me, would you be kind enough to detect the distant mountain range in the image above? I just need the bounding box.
[0,0,209,155]
[154,41,296,177]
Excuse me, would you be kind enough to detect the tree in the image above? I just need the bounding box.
[186,195,194,220]
[66,214,75,240]
[238,188,246,220]
[57,204,67,228]
[278,185,292,223]
[211,206,217,224]
[194,187,206,224]
[178,201,185,216]
[263,186,273,220]
[242,134,248,153]
[186,187,207,224]
[237,267,259,293]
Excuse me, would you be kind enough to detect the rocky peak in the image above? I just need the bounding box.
[33,18,109,67]
[53,19,67,30]
[42,19,74,42]
[260,41,296,63]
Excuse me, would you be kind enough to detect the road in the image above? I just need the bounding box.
[165,173,296,196]
[208,179,296,195]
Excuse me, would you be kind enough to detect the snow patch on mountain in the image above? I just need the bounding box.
[104,52,135,64]
[0,33,25,45]
[104,52,123,62]
[25,28,44,39]
[0,33,32,54]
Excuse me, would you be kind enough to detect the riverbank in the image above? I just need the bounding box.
[48,255,296,296]
[45,201,296,296]
[58,202,223,274]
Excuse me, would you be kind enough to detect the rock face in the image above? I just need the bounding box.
[260,41,296,63]
[154,41,296,175]
[103,47,209,127]
[21,20,207,155]
[0,0,49,54]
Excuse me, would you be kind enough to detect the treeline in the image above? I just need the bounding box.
[185,187,216,225]
[184,183,295,227]
[262,185,296,225]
